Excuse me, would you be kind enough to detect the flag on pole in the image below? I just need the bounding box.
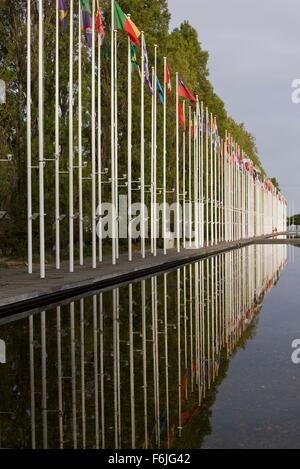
[165,61,172,96]
[178,79,196,104]
[131,42,141,75]
[190,119,194,137]
[96,0,105,44]
[143,38,153,95]
[80,0,93,46]
[157,78,164,104]
[114,1,140,46]
[178,100,185,128]
[58,0,68,32]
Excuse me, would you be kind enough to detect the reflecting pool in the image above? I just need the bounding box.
[1,244,297,449]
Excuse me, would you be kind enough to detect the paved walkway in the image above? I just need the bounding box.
[0,235,289,315]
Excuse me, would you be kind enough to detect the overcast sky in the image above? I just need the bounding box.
[169,0,300,213]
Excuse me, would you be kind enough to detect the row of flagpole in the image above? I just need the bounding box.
[26,0,288,279]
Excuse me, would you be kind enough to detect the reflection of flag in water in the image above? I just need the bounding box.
[59,0,68,32]
[80,0,93,46]
[96,0,105,45]
[143,39,153,95]
[180,374,188,401]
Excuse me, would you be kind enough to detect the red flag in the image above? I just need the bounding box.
[165,62,172,96]
[178,78,196,104]
[178,100,185,128]
[96,0,105,44]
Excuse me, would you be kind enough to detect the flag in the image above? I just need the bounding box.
[178,79,196,104]
[114,1,140,47]
[59,0,68,32]
[96,0,105,45]
[131,42,141,75]
[190,119,194,137]
[143,39,153,95]
[157,78,164,104]
[165,62,172,96]
[80,0,93,46]
[178,100,185,128]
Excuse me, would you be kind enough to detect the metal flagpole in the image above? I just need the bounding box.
[91,0,97,269]
[194,110,198,248]
[210,113,214,246]
[111,0,116,265]
[200,102,204,246]
[128,35,132,261]
[114,30,119,260]
[153,45,158,256]
[205,107,209,246]
[38,0,45,279]
[97,31,103,262]
[55,0,60,269]
[78,1,84,266]
[183,100,186,249]
[69,0,74,273]
[176,73,180,252]
[140,32,145,258]
[151,67,154,254]
[27,0,32,274]
[188,105,192,247]
[163,57,167,255]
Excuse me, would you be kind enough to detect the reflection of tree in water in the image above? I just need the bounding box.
[0,245,287,449]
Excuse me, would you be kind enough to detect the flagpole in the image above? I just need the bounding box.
[214,117,217,244]
[163,57,167,255]
[188,105,192,248]
[38,0,45,279]
[114,30,119,260]
[205,107,209,246]
[127,35,132,261]
[78,1,84,266]
[69,0,74,273]
[176,73,180,253]
[55,0,60,270]
[97,27,102,262]
[151,67,154,255]
[210,113,214,246]
[27,0,32,274]
[111,0,116,265]
[194,109,198,248]
[91,0,97,269]
[200,101,204,247]
[182,100,186,249]
[140,32,145,258]
[153,45,158,257]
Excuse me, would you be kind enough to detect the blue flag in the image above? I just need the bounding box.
[157,78,164,104]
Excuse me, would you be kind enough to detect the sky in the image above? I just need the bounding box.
[169,0,300,213]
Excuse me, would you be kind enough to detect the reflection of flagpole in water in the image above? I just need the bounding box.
[211,257,215,381]
[183,266,188,400]
[29,315,36,449]
[201,260,206,397]
[99,293,105,449]
[93,295,100,448]
[177,269,182,436]
[189,264,194,394]
[80,299,86,448]
[141,280,148,448]
[70,303,77,448]
[152,277,160,446]
[206,258,211,389]
[128,284,136,448]
[195,262,201,404]
[57,306,64,449]
[163,273,170,447]
[41,311,47,449]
